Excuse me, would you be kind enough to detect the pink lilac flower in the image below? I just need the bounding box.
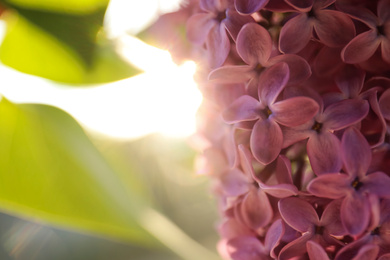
[279,0,355,53]
[209,22,311,96]
[154,0,390,259]
[186,0,254,68]
[341,0,390,64]
[222,62,319,164]
[282,95,369,175]
[307,127,390,235]
[278,197,346,260]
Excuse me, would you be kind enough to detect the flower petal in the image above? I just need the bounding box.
[379,253,390,260]
[307,132,343,175]
[236,23,272,65]
[240,187,273,229]
[259,62,290,105]
[278,233,313,260]
[351,244,379,260]
[279,197,319,232]
[334,66,365,98]
[186,13,215,44]
[222,95,261,124]
[320,199,347,236]
[341,30,381,64]
[250,119,283,164]
[378,0,390,22]
[307,241,330,260]
[314,10,355,47]
[341,192,370,235]
[234,0,269,14]
[279,13,313,53]
[284,0,313,12]
[208,65,254,84]
[381,38,390,64]
[224,9,255,40]
[362,171,390,197]
[272,97,319,127]
[206,23,230,68]
[322,99,369,131]
[220,168,251,196]
[267,54,312,84]
[341,127,371,178]
[227,236,266,260]
[379,88,390,121]
[265,219,284,258]
[307,174,350,199]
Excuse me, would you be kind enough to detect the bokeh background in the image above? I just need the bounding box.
[0,0,220,259]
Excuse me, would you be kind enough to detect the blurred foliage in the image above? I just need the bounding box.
[0,0,141,84]
[0,98,156,246]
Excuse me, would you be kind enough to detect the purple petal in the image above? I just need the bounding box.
[240,187,273,229]
[220,168,251,196]
[267,54,312,84]
[200,0,224,12]
[307,241,330,260]
[272,97,319,127]
[264,219,283,258]
[307,173,351,199]
[322,99,369,131]
[362,171,390,197]
[219,218,254,239]
[335,235,372,260]
[320,199,347,236]
[236,23,272,65]
[227,236,266,260]
[351,244,379,260]
[279,197,319,232]
[341,127,371,178]
[379,89,390,121]
[379,253,390,260]
[250,119,283,164]
[334,66,365,98]
[260,183,299,198]
[314,10,355,47]
[234,0,269,14]
[206,23,230,68]
[378,0,390,21]
[222,95,261,124]
[284,0,313,11]
[381,38,390,64]
[341,30,381,64]
[259,62,290,105]
[279,13,313,53]
[186,13,215,44]
[223,9,255,40]
[307,132,343,175]
[208,65,254,84]
[278,233,313,260]
[341,192,370,235]
[281,121,313,148]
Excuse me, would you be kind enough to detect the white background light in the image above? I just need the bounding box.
[0,0,202,139]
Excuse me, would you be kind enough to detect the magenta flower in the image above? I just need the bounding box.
[234,0,269,14]
[278,197,346,260]
[186,0,254,68]
[335,197,390,259]
[209,22,311,96]
[222,62,319,164]
[307,127,390,235]
[282,96,369,175]
[279,0,355,53]
[341,0,390,64]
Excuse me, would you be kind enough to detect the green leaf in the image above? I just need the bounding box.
[0,2,141,84]
[2,0,108,14]
[0,97,155,245]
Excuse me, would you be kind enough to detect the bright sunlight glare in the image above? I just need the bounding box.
[0,0,203,140]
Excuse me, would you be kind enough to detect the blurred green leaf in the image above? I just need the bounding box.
[0,97,156,246]
[0,1,141,84]
[2,0,108,14]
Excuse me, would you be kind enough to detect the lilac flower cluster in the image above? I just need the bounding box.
[170,0,390,259]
